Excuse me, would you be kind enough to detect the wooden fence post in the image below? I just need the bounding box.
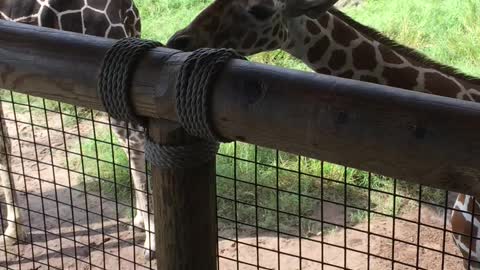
[148,118,217,269]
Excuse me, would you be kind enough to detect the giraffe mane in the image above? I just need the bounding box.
[329,8,480,85]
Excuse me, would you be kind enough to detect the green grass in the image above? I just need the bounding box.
[135,0,209,43]
[216,142,446,234]
[347,0,480,77]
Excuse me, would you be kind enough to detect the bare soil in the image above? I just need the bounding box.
[217,207,465,270]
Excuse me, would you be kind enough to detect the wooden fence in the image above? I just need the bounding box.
[1,20,479,269]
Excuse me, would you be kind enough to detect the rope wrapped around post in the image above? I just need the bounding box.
[97,37,245,169]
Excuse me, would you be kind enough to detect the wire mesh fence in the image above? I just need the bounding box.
[0,90,474,269]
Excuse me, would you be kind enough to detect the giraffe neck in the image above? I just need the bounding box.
[283,9,480,102]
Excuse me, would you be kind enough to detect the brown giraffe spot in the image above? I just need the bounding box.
[242,31,258,49]
[255,38,269,48]
[317,14,329,28]
[134,21,141,36]
[360,75,379,84]
[466,194,475,212]
[106,2,123,23]
[331,17,358,47]
[352,42,377,71]
[204,16,220,32]
[263,27,272,35]
[83,8,109,36]
[214,31,230,47]
[39,6,60,29]
[316,68,331,75]
[328,50,347,71]
[30,1,42,15]
[424,72,461,98]
[272,24,280,36]
[304,37,311,44]
[279,30,284,41]
[51,0,84,11]
[60,12,83,33]
[379,44,403,64]
[338,70,354,79]
[224,42,236,49]
[451,210,470,235]
[382,66,419,90]
[109,26,126,38]
[473,219,480,251]
[307,37,330,63]
[87,0,108,10]
[125,10,135,27]
[266,40,279,50]
[306,20,321,35]
[471,92,480,102]
[451,200,480,256]
[232,26,247,40]
[286,40,296,49]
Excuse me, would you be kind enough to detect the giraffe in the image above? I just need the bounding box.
[167,0,480,268]
[0,0,155,259]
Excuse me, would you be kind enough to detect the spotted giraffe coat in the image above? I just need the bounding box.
[0,0,156,258]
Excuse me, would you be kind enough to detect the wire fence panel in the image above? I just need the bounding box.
[215,142,470,270]
[0,91,155,270]
[0,91,473,269]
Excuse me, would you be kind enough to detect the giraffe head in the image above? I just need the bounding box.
[167,0,338,55]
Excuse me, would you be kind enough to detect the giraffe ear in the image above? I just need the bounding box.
[286,0,338,18]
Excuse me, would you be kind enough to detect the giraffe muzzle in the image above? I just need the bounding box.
[167,34,194,51]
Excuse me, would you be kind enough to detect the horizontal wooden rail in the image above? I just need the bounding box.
[1,20,480,196]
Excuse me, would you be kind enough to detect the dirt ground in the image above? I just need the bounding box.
[0,100,468,270]
[217,207,465,270]
[0,105,157,270]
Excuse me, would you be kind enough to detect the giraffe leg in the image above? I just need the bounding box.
[110,120,155,259]
[127,135,156,259]
[0,120,25,246]
[133,192,145,228]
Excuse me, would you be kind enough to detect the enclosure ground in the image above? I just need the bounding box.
[0,104,465,269]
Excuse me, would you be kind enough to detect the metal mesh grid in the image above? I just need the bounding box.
[0,90,154,269]
[215,142,474,270]
[0,90,475,269]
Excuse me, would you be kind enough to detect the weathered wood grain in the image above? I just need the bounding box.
[149,119,217,269]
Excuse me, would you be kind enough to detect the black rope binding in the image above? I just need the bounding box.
[175,48,246,142]
[98,39,245,169]
[144,139,220,169]
[98,37,162,126]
